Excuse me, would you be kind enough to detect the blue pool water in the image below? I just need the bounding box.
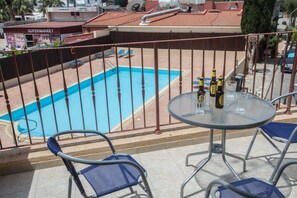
[0,67,180,137]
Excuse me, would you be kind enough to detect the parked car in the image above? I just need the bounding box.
[282,49,295,73]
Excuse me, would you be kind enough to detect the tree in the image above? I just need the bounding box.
[0,0,9,21]
[241,0,276,72]
[284,0,297,27]
[38,0,65,16]
[13,0,34,20]
[4,0,15,21]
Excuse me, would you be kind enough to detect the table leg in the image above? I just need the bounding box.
[180,129,214,198]
[221,130,241,180]
[225,152,246,172]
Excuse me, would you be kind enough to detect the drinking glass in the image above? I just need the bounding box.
[236,93,247,114]
[225,80,237,100]
[196,94,206,114]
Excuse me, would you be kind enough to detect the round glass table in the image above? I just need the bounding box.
[168,91,276,198]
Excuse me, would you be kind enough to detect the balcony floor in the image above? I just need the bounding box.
[1,134,297,198]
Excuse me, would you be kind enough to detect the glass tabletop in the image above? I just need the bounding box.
[168,92,276,130]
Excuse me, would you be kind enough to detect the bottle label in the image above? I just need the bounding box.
[198,94,205,103]
[210,85,216,95]
[219,95,224,106]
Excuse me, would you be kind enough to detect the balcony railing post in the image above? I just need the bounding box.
[154,43,161,134]
[286,45,297,114]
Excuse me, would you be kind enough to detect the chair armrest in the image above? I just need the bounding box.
[52,130,116,154]
[273,159,297,185]
[204,179,264,198]
[270,91,297,105]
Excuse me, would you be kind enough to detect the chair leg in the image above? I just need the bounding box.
[245,129,259,160]
[68,175,73,198]
[269,142,291,182]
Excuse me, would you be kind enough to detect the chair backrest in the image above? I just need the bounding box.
[47,137,87,197]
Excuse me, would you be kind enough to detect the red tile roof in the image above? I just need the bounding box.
[4,22,84,29]
[84,10,241,27]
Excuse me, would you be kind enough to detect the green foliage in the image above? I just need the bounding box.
[241,0,276,33]
[0,0,9,21]
[284,0,297,17]
[287,26,297,41]
[13,0,34,20]
[114,0,128,7]
[38,0,65,16]
[0,47,28,57]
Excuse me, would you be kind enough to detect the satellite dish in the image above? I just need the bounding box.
[126,0,144,12]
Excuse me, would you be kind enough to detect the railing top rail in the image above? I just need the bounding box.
[1,31,296,53]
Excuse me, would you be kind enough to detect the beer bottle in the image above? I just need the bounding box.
[215,76,224,109]
[209,68,217,97]
[197,76,205,106]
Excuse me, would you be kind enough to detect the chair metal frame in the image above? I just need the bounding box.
[205,159,297,198]
[47,130,153,198]
[245,91,297,181]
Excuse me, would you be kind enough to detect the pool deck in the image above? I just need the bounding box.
[1,132,297,198]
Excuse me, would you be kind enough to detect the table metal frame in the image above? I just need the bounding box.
[167,92,275,198]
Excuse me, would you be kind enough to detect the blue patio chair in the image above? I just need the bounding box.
[123,49,134,58]
[245,91,297,181]
[47,130,153,198]
[205,159,297,198]
[117,49,125,57]
[193,77,212,89]
[70,60,82,68]
[95,51,114,58]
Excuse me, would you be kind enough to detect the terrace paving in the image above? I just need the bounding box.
[0,134,297,198]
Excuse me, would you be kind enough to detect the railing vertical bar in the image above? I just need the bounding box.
[279,32,291,96]
[222,38,227,78]
[233,37,238,78]
[0,65,18,147]
[213,38,216,69]
[179,43,182,94]
[44,50,59,136]
[87,48,98,131]
[168,42,172,124]
[286,45,297,112]
[29,51,46,142]
[242,35,249,89]
[128,47,135,129]
[13,53,32,144]
[115,47,123,131]
[270,34,279,100]
[73,50,86,132]
[261,34,270,99]
[252,35,259,95]
[59,50,73,136]
[154,43,161,134]
[140,47,146,128]
[202,39,205,76]
[191,40,194,92]
[102,48,111,132]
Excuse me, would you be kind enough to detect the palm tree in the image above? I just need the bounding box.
[0,0,9,21]
[4,0,15,21]
[38,0,65,17]
[13,0,34,20]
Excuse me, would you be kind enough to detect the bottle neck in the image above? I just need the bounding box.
[199,80,204,90]
[217,79,223,90]
[211,71,216,80]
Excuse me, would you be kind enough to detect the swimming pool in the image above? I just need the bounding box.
[0,67,180,137]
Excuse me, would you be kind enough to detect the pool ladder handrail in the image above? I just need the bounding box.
[15,118,38,142]
[105,60,116,69]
